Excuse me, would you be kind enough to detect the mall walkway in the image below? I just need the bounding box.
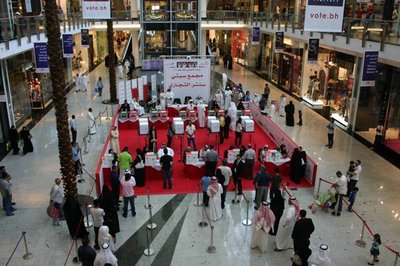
[0,62,399,266]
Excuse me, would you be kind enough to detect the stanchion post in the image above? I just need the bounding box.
[316,178,322,199]
[355,220,367,247]
[198,206,208,227]
[72,239,80,264]
[143,228,155,256]
[84,204,92,228]
[22,232,33,260]
[194,184,203,206]
[206,225,216,254]
[106,106,111,120]
[147,204,157,230]
[83,136,88,154]
[144,187,152,209]
[242,196,252,226]
[393,252,399,266]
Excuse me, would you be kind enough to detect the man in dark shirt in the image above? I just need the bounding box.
[291,209,315,265]
[232,154,245,195]
[254,165,271,209]
[110,166,121,207]
[160,148,173,189]
[205,144,218,176]
[78,235,96,266]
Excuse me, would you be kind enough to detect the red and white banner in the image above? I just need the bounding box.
[82,0,111,19]
[163,59,211,102]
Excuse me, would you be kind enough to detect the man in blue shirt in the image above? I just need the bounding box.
[71,142,82,176]
[200,173,211,207]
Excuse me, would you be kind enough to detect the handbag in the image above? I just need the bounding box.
[135,156,144,169]
[291,254,303,266]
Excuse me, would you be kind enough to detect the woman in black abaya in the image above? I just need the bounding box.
[20,126,33,155]
[290,148,303,184]
[133,148,146,187]
[269,188,285,236]
[9,126,20,155]
[285,101,295,126]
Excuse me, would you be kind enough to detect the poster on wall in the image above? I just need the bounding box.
[252,27,260,45]
[163,59,211,102]
[307,39,319,62]
[62,34,74,58]
[82,0,111,19]
[81,29,90,48]
[275,32,284,53]
[34,43,49,73]
[361,51,379,87]
[304,0,345,32]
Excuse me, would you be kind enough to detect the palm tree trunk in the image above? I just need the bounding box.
[44,0,77,198]
[107,19,118,103]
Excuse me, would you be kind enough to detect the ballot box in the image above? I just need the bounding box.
[207,116,217,128]
[243,119,254,132]
[173,119,184,134]
[209,119,220,133]
[139,120,149,135]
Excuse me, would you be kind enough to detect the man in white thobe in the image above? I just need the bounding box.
[157,143,174,159]
[87,108,97,135]
[165,89,174,107]
[275,197,300,251]
[197,102,206,128]
[80,74,88,92]
[227,102,238,131]
[224,89,232,110]
[159,92,166,110]
[132,98,144,116]
[222,72,228,90]
[75,74,82,92]
[308,244,332,266]
[215,90,224,109]
[279,94,287,117]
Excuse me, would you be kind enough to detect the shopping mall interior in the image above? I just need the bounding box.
[0,0,400,265]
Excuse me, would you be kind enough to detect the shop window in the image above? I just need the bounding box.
[144,0,169,21]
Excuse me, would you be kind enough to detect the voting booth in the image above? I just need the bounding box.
[209,119,220,133]
[243,119,254,132]
[173,117,184,134]
[139,118,149,135]
[207,116,217,128]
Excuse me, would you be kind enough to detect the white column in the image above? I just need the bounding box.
[131,0,139,18]
[131,30,140,65]
[200,30,207,56]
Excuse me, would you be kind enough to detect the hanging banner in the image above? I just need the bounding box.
[307,39,319,62]
[82,0,111,19]
[252,26,260,45]
[62,34,74,58]
[361,51,379,87]
[304,0,345,32]
[81,29,90,48]
[34,43,49,73]
[25,0,32,13]
[163,59,211,102]
[275,32,284,53]
[151,74,157,97]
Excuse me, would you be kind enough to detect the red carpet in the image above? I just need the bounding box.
[118,121,312,196]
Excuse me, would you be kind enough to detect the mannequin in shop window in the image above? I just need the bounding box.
[341,92,351,121]
[312,78,320,102]
[326,79,335,105]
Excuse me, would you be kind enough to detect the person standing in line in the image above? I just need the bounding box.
[75,73,81,92]
[297,100,304,126]
[71,142,82,176]
[90,199,105,250]
[118,147,132,176]
[254,165,271,209]
[70,115,77,144]
[200,173,211,207]
[50,178,64,220]
[205,144,218,176]
[0,167,16,216]
[218,113,225,144]
[368,234,381,265]
[121,172,136,218]
[270,167,282,198]
[243,144,256,179]
[326,118,335,148]
[186,120,197,151]
[308,244,332,266]
[167,121,175,148]
[263,83,271,102]
[291,209,315,265]
[250,201,275,253]
[80,73,88,92]
[87,108,97,135]
[274,197,300,251]
[78,236,97,266]
[217,159,232,209]
[96,77,104,97]
[279,94,287,117]
[347,160,362,197]
[235,118,243,147]
[330,170,347,216]
[98,225,116,253]
[133,148,146,187]
[227,102,238,131]
[20,126,33,155]
[110,166,121,208]
[269,187,285,236]
[94,243,118,266]
[160,148,173,189]
[148,125,157,153]
[110,126,120,154]
[165,88,174,107]
[348,187,359,212]
[285,100,295,126]
[207,176,223,221]
[232,154,245,195]
[9,126,20,155]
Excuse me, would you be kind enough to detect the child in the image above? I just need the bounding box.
[348,187,359,212]
[368,233,381,265]
[50,201,60,226]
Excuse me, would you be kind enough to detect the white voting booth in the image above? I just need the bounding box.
[207,116,220,133]
[241,116,254,132]
[173,117,184,134]
[139,118,149,135]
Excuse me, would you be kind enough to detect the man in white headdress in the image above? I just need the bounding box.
[94,243,118,266]
[207,176,223,221]
[250,201,275,253]
[80,74,88,92]
[308,244,332,266]
[279,94,287,117]
[132,98,144,116]
[253,93,260,104]
[75,73,82,92]
[227,102,238,131]
[222,72,228,90]
[98,225,117,253]
[274,197,300,251]
[197,101,206,128]
[186,99,195,111]
[87,108,97,135]
[215,90,224,109]
[159,92,166,110]
[224,87,232,110]
[269,100,276,119]
[165,88,174,107]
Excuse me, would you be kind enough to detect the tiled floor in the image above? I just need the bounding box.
[1,62,400,266]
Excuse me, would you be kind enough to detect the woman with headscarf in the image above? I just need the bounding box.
[98,225,117,253]
[227,102,238,131]
[9,125,20,155]
[308,244,332,266]
[269,187,285,236]
[207,176,223,221]
[285,100,295,126]
[133,148,145,187]
[94,243,118,266]
[197,102,206,128]
[20,126,33,155]
[250,201,276,253]
[110,126,120,154]
[275,197,300,251]
[148,126,157,153]
[290,148,303,184]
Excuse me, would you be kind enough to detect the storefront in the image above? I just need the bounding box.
[72,34,89,76]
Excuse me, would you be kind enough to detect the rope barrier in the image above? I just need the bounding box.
[5,232,33,265]
[318,177,400,258]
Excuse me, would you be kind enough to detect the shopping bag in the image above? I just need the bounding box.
[94,87,99,93]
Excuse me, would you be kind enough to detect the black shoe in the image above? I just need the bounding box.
[331,211,341,216]
[12,202,16,205]
[132,213,136,217]
[122,213,127,218]
[328,146,333,149]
